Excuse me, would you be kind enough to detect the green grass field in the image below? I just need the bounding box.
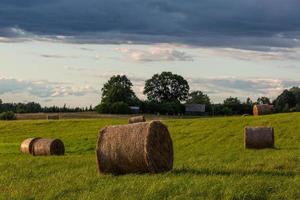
[0,113,299,200]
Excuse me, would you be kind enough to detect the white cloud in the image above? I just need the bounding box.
[115,46,193,62]
[0,76,96,98]
[199,47,300,61]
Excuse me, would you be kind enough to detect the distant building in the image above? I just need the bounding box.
[185,104,206,115]
[130,106,140,114]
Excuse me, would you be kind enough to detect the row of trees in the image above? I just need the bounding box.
[1,71,300,115]
[95,72,300,115]
[0,101,93,113]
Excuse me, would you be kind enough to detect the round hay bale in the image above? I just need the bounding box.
[128,115,146,124]
[20,138,40,154]
[32,138,65,156]
[96,120,173,174]
[244,127,274,149]
[253,104,273,116]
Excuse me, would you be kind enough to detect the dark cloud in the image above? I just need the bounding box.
[0,0,300,48]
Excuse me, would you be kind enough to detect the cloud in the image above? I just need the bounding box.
[115,47,193,62]
[1,1,300,49]
[199,47,300,61]
[0,76,96,98]
[40,54,78,59]
[188,77,300,102]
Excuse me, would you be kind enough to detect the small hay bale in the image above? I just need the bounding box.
[128,115,146,124]
[32,138,65,156]
[20,138,40,154]
[253,104,273,116]
[96,120,173,174]
[244,127,274,149]
[47,114,60,120]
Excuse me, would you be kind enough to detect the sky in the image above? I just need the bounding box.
[0,0,300,107]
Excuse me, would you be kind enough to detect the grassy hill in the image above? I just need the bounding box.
[0,113,299,200]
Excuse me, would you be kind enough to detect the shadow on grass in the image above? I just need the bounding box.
[171,167,298,177]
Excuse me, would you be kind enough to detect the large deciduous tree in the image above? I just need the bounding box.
[274,89,296,112]
[143,72,189,103]
[290,87,300,104]
[101,75,137,105]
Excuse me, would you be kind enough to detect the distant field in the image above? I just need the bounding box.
[15,112,190,120]
[0,113,299,199]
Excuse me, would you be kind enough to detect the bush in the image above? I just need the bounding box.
[96,102,131,114]
[95,103,111,114]
[110,102,131,114]
[0,111,16,120]
[140,101,184,115]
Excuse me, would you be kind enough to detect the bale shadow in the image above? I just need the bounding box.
[171,167,297,177]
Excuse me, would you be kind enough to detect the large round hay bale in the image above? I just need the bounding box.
[96,121,173,174]
[253,104,273,116]
[244,127,274,149]
[32,138,65,156]
[20,138,40,154]
[128,115,146,124]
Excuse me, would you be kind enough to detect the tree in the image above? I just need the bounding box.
[223,97,241,106]
[246,97,252,105]
[101,75,138,105]
[257,97,271,105]
[290,87,300,104]
[274,89,296,112]
[0,99,2,104]
[143,72,189,102]
[223,97,242,115]
[187,91,211,105]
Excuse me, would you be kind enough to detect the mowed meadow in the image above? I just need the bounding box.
[0,113,299,200]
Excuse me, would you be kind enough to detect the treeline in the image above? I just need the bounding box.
[0,100,94,113]
[95,72,300,115]
[1,71,300,116]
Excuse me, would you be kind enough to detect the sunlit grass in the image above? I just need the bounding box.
[0,113,299,199]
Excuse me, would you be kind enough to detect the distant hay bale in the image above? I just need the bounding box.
[47,114,60,120]
[253,104,273,116]
[31,138,65,156]
[128,115,146,124]
[96,121,173,174]
[244,127,274,149]
[20,138,40,154]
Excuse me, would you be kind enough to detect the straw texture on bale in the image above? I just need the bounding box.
[32,138,65,156]
[20,138,40,154]
[245,127,274,149]
[253,104,273,116]
[128,115,146,124]
[96,121,173,174]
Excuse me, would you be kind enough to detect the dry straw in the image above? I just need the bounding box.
[253,104,273,116]
[96,120,173,174]
[20,138,65,156]
[32,138,65,156]
[244,127,274,149]
[20,137,40,154]
[128,115,146,124]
